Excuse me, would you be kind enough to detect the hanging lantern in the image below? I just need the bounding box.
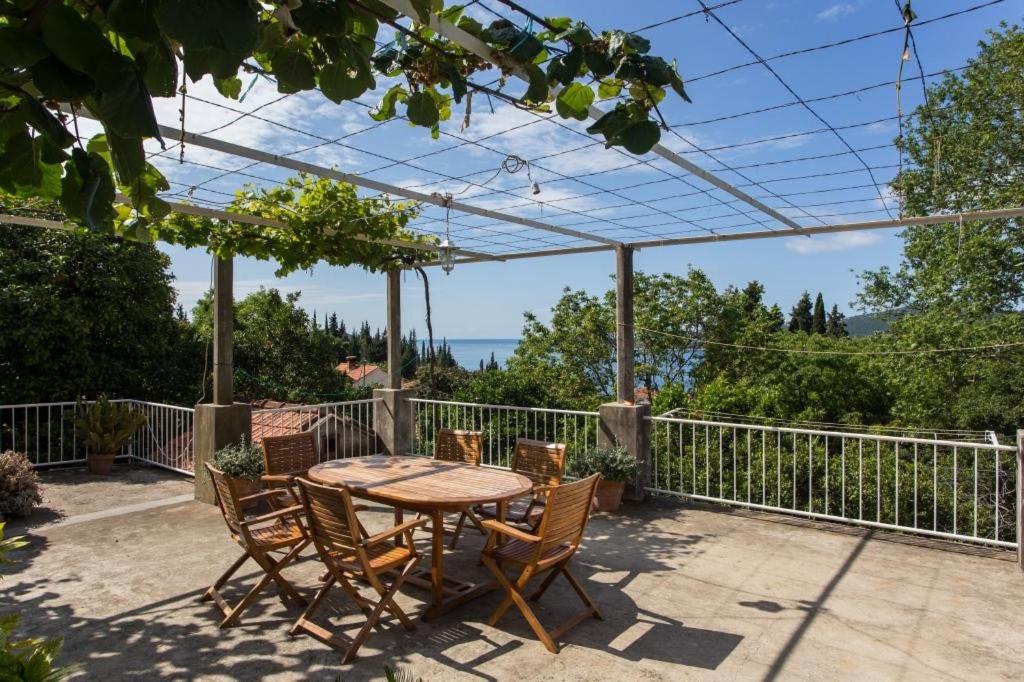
[439,239,456,275]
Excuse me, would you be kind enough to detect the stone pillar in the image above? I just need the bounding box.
[615,245,635,404]
[386,269,402,389]
[374,388,415,457]
[194,404,251,503]
[598,401,651,502]
[193,254,250,504]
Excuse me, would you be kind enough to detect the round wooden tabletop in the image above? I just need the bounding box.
[308,455,534,512]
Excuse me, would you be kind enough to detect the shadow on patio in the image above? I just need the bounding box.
[3,466,1022,680]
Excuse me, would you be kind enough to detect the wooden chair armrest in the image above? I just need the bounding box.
[261,474,294,485]
[352,504,369,513]
[237,489,283,504]
[532,484,557,495]
[362,518,428,547]
[480,518,541,544]
[241,504,304,527]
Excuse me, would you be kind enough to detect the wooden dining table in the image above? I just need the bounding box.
[308,455,534,620]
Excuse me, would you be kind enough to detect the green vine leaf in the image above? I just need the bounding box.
[318,60,371,103]
[597,78,623,100]
[370,84,408,122]
[0,26,48,68]
[271,46,316,93]
[555,82,594,121]
[214,76,243,99]
[88,54,163,141]
[407,91,440,127]
[155,0,259,81]
[61,148,117,232]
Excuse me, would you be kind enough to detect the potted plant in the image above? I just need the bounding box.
[75,396,147,475]
[212,438,265,509]
[571,446,638,512]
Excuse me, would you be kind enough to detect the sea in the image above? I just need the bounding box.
[445,338,520,370]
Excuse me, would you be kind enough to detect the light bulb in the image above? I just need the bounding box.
[440,238,455,275]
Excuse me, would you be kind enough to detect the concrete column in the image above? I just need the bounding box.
[1018,429,1023,572]
[598,401,650,502]
[386,269,402,390]
[213,255,233,406]
[615,245,635,404]
[374,388,415,457]
[193,254,249,504]
[193,403,252,503]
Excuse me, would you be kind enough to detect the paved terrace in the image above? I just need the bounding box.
[4,465,1023,680]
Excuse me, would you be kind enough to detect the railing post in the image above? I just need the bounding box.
[193,255,251,504]
[1017,429,1023,572]
[374,390,414,457]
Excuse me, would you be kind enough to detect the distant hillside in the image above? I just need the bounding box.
[845,312,891,337]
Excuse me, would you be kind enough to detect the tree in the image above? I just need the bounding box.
[811,293,827,335]
[858,25,1024,317]
[826,305,848,338]
[192,288,350,402]
[486,352,500,371]
[0,226,202,404]
[788,292,813,333]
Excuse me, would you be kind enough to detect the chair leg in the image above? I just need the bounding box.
[220,569,275,628]
[290,574,337,638]
[482,559,557,653]
[202,550,249,603]
[370,555,420,631]
[529,562,564,602]
[448,512,469,550]
[255,541,309,607]
[561,566,604,621]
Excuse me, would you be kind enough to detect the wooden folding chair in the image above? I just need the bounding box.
[260,432,319,507]
[291,478,426,664]
[480,473,603,653]
[202,463,311,628]
[478,438,566,530]
[429,428,488,549]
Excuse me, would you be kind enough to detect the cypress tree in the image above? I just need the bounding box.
[826,304,848,337]
[788,292,814,333]
[811,293,826,334]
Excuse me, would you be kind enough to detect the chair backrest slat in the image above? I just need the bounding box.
[206,463,245,535]
[296,478,362,558]
[536,474,601,556]
[512,439,566,488]
[434,428,483,465]
[262,432,319,476]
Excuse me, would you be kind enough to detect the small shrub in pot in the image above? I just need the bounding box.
[570,446,638,512]
[0,451,42,520]
[213,438,265,508]
[75,396,147,475]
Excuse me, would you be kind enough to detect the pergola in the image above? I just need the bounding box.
[3,0,1022,501]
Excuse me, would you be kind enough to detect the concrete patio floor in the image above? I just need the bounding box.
[4,464,1023,680]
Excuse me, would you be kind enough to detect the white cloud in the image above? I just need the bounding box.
[817,3,858,21]
[173,279,384,311]
[785,231,882,254]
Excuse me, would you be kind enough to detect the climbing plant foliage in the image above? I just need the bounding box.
[0,0,689,265]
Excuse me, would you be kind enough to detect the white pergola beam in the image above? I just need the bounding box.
[379,0,806,232]
[417,207,1024,266]
[2,200,502,261]
[67,107,619,247]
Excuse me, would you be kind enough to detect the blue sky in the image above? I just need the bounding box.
[101,0,1019,337]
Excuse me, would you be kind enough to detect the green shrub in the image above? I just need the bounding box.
[571,446,638,483]
[213,439,264,480]
[0,452,42,520]
[75,396,147,455]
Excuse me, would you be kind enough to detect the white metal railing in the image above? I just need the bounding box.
[648,416,1019,548]
[252,399,380,461]
[127,401,196,475]
[2,400,196,474]
[411,398,599,470]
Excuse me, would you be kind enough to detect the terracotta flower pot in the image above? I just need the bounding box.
[228,475,262,510]
[87,452,116,475]
[593,479,626,512]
